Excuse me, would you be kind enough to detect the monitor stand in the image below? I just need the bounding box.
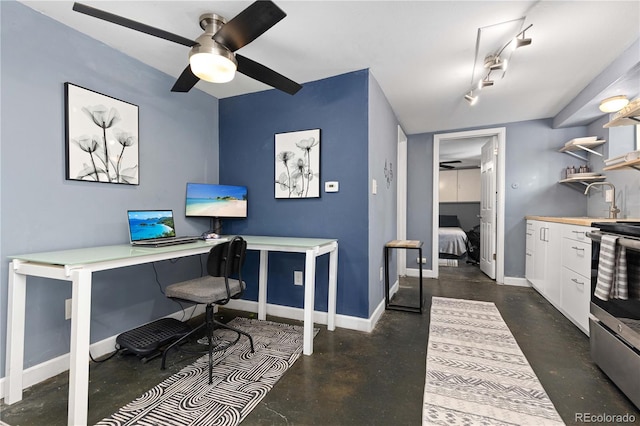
[211,217,223,235]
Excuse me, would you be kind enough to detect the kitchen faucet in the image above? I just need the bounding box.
[584,181,620,219]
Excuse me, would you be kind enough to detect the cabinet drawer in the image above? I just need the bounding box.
[561,267,590,334]
[562,224,594,243]
[562,237,591,276]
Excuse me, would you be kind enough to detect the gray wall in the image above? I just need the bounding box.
[1,2,219,373]
[439,203,480,231]
[408,119,594,278]
[368,72,399,316]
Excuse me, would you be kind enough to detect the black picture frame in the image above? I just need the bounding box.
[65,82,139,184]
[274,128,321,198]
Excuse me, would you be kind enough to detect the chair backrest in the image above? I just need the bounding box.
[206,236,247,280]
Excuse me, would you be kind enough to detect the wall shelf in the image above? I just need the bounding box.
[603,158,640,171]
[604,99,640,128]
[558,139,606,161]
[558,175,606,191]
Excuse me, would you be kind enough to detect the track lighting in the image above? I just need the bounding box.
[463,21,532,105]
[599,95,629,113]
[515,29,532,48]
[464,91,478,105]
[478,74,494,89]
[484,55,508,71]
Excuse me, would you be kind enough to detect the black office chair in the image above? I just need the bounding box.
[160,236,255,383]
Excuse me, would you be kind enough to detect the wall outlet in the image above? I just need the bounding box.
[65,298,72,320]
[294,270,303,286]
[380,266,384,281]
[417,257,427,264]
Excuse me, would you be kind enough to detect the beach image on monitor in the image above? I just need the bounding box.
[128,210,176,241]
[186,184,247,218]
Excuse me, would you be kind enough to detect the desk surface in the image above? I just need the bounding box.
[8,236,338,267]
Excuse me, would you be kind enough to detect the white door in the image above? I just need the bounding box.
[480,137,497,279]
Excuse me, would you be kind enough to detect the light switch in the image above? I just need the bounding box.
[325,181,339,192]
[372,179,377,195]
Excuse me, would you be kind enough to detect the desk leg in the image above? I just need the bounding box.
[303,249,316,355]
[327,243,338,332]
[68,269,92,426]
[258,250,268,321]
[5,261,26,404]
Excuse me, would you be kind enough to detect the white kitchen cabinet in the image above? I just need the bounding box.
[439,169,480,202]
[526,220,561,307]
[560,224,595,335]
[525,220,593,334]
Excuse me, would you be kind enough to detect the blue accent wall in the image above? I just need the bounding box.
[219,71,370,318]
[1,2,219,374]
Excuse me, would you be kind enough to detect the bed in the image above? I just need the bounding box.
[439,215,468,258]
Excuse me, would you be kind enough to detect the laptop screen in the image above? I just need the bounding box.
[127,210,177,242]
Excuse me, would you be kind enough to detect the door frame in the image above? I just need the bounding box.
[432,127,506,283]
[397,125,408,276]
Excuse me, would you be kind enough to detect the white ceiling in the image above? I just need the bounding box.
[19,1,640,135]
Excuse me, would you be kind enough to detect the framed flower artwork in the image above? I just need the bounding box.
[64,83,139,184]
[275,129,321,198]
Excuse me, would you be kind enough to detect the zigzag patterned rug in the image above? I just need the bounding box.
[97,318,312,426]
[423,297,564,425]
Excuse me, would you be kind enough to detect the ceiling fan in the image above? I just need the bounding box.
[72,1,302,95]
[439,160,461,170]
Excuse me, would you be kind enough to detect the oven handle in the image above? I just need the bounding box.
[586,230,640,251]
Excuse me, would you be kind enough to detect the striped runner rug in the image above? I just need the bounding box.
[97,318,312,426]
[423,297,564,425]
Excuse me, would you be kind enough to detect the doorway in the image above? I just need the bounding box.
[432,128,506,283]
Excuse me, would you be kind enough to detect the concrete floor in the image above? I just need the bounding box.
[2,263,639,425]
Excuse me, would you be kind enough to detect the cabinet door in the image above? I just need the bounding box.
[544,222,562,307]
[525,221,535,283]
[561,267,590,334]
[439,170,458,202]
[457,169,481,202]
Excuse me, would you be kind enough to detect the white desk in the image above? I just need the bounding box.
[5,235,338,426]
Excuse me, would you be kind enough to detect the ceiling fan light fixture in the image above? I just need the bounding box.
[189,44,237,83]
[599,95,629,113]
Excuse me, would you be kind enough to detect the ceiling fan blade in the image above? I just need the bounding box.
[440,160,462,164]
[171,65,200,92]
[72,2,197,47]
[236,54,301,95]
[213,0,286,52]
[440,164,455,169]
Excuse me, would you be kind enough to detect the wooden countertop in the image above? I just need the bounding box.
[525,216,640,226]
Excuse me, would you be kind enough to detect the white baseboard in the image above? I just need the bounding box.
[502,276,530,287]
[224,299,382,333]
[406,267,436,278]
[0,305,205,402]
[1,300,383,401]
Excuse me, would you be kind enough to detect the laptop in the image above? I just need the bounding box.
[127,210,201,247]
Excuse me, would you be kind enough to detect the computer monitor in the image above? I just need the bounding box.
[185,183,247,233]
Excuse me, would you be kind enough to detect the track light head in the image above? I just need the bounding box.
[464,91,478,106]
[516,37,532,48]
[515,29,532,48]
[484,55,507,71]
[478,74,494,89]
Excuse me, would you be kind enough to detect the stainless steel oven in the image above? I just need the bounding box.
[587,223,640,409]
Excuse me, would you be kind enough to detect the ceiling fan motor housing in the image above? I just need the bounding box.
[189,13,237,82]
